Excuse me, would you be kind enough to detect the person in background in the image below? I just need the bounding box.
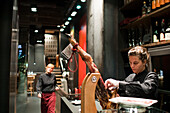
[36,63,59,113]
[105,46,158,99]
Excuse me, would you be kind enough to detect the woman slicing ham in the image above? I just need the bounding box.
[105,46,158,99]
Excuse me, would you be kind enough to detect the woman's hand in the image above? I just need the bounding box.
[37,93,42,98]
[105,79,119,90]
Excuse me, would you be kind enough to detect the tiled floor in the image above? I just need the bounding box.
[16,72,41,113]
[16,93,41,113]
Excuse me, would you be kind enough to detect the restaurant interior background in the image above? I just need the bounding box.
[0,0,170,113]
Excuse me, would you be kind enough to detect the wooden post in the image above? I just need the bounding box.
[56,54,59,68]
[81,73,100,113]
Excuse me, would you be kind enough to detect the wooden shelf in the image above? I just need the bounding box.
[143,40,170,48]
[121,4,170,29]
[121,40,170,52]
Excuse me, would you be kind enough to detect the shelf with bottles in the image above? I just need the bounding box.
[120,39,170,53]
[152,18,170,42]
[120,0,170,28]
[121,0,170,12]
[120,4,170,29]
[121,28,170,52]
[120,1,170,51]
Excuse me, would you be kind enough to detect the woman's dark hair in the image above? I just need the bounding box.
[128,46,150,64]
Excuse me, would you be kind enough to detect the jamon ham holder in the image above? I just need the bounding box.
[68,35,118,109]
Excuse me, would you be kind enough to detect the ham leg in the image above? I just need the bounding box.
[69,38,117,109]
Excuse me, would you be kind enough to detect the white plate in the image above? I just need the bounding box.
[109,97,158,107]
[70,100,81,105]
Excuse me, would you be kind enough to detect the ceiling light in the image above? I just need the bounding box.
[63,26,66,28]
[60,28,64,32]
[76,5,81,9]
[81,0,86,2]
[71,11,77,16]
[65,21,70,26]
[57,25,60,28]
[68,17,72,21]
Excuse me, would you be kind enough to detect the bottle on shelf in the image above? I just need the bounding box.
[128,30,132,47]
[142,27,151,44]
[160,19,165,41]
[142,1,148,16]
[138,27,144,45]
[160,0,165,7]
[153,20,160,42]
[165,19,170,40]
[75,87,78,98]
[165,0,170,5]
[131,29,136,47]
[135,29,140,46]
[135,28,143,46]
[152,0,156,11]
[147,0,152,14]
[156,0,161,9]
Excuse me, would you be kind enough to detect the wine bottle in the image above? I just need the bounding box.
[135,29,140,46]
[138,27,143,45]
[165,19,170,40]
[156,0,160,9]
[128,30,132,47]
[152,0,156,11]
[160,0,165,7]
[142,1,148,16]
[131,29,136,47]
[147,0,152,14]
[160,19,165,41]
[165,0,170,5]
[153,20,160,42]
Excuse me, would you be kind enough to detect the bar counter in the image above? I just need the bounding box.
[56,91,169,113]
[55,89,103,113]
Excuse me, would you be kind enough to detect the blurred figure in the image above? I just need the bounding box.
[36,63,59,113]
